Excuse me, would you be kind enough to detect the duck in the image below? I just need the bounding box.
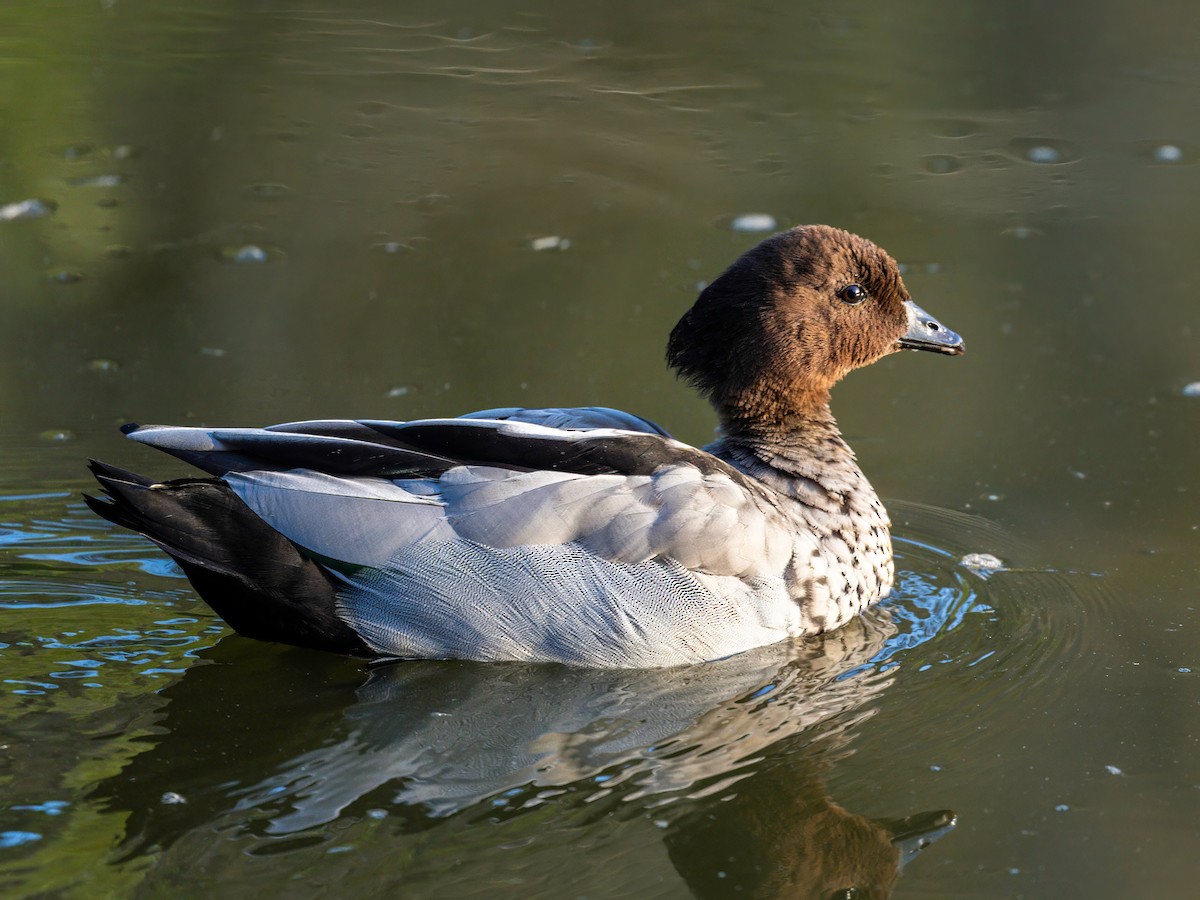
[85,225,963,668]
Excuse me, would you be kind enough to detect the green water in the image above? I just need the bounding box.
[2,2,1198,897]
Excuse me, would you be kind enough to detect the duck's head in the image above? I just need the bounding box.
[667,224,963,433]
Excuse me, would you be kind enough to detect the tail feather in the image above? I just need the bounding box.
[87,459,370,655]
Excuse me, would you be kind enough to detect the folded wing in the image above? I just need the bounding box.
[117,409,805,665]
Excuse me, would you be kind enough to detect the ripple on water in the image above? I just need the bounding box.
[1,498,218,697]
[927,118,981,139]
[877,501,1102,764]
[0,503,184,578]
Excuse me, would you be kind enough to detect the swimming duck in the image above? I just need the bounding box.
[86,225,963,668]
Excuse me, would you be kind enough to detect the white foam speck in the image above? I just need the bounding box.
[731,213,777,233]
[960,553,1003,575]
[1153,144,1183,163]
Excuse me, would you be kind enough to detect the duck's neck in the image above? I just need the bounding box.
[705,403,875,518]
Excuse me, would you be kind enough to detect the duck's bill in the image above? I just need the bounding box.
[882,809,958,870]
[898,301,965,355]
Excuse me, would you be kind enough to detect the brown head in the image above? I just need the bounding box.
[667,225,963,435]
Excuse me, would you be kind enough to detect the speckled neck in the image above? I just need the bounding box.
[708,406,895,633]
[707,406,865,511]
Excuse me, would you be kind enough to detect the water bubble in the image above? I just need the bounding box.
[233,245,268,263]
[88,358,120,374]
[200,347,227,357]
[111,144,137,160]
[1002,225,1043,240]
[1008,138,1080,165]
[0,198,57,220]
[248,182,292,200]
[46,268,84,284]
[923,155,962,175]
[1180,382,1200,397]
[161,791,187,805]
[385,385,414,398]
[730,213,777,233]
[216,244,275,264]
[1153,144,1182,163]
[39,429,76,443]
[371,241,409,255]
[67,174,126,188]
[1138,141,1198,166]
[960,553,1004,576]
[529,235,570,251]
[1055,803,1070,812]
[1104,764,1123,776]
[366,808,388,819]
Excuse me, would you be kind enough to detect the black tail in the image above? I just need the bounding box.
[85,460,370,655]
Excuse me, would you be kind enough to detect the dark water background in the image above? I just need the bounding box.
[1,1,1198,897]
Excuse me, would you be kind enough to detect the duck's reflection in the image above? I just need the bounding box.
[93,609,953,895]
[666,757,954,899]
[239,613,894,831]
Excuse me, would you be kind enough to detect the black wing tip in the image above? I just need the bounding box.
[119,422,141,435]
[87,458,156,487]
[82,488,135,531]
[81,492,109,513]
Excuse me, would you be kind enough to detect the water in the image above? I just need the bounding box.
[2,1,1200,897]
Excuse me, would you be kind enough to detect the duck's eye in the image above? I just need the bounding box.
[838,284,869,305]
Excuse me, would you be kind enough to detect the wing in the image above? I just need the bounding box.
[459,405,671,435]
[224,463,800,666]
[225,461,792,579]
[125,409,793,578]
[116,409,806,665]
[123,408,738,482]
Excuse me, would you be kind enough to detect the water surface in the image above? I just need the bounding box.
[2,2,1199,897]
